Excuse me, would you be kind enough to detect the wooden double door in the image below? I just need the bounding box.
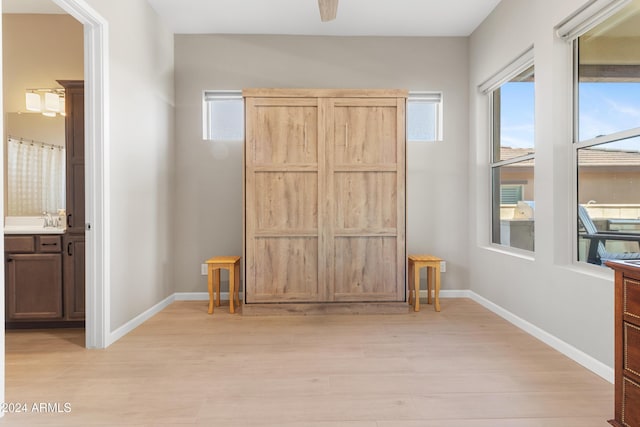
[244,89,406,304]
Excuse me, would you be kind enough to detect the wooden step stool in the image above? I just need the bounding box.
[408,254,442,312]
[206,256,241,314]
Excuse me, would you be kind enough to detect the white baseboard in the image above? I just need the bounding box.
[178,291,458,301]
[174,292,209,301]
[174,292,243,301]
[467,290,614,383]
[107,293,175,346]
[422,289,470,298]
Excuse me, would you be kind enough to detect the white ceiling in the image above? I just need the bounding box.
[146,0,502,37]
[2,0,502,37]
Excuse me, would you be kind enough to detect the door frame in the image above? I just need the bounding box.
[51,0,109,349]
[0,0,109,410]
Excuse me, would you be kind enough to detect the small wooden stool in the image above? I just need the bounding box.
[206,256,241,314]
[408,255,442,312]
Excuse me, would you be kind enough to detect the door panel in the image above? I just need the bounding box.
[333,172,397,230]
[252,103,318,164]
[332,237,398,301]
[326,98,405,302]
[249,237,319,302]
[332,104,398,165]
[6,254,63,320]
[245,97,322,302]
[64,235,85,319]
[253,172,318,231]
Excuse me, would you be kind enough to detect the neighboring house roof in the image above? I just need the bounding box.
[499,147,534,166]
[578,148,640,166]
[500,147,640,167]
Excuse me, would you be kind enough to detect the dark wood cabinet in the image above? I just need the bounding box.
[58,79,86,323]
[5,236,63,321]
[606,260,640,427]
[58,80,85,235]
[63,234,85,320]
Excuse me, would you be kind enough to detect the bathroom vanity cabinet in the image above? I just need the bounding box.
[5,234,84,326]
[5,235,64,321]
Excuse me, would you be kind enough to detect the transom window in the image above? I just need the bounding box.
[407,92,443,142]
[202,90,244,141]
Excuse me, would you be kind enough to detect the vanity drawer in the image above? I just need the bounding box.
[4,236,35,253]
[623,377,640,426]
[625,322,640,379]
[625,277,640,321]
[36,236,62,253]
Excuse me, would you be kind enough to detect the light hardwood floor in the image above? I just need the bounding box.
[1,299,613,426]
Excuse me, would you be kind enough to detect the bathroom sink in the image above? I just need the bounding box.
[4,225,65,234]
[4,216,66,235]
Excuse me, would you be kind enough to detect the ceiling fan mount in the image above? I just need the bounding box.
[318,0,339,22]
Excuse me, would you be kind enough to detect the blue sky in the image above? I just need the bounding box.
[500,82,535,150]
[500,80,640,152]
[579,82,640,149]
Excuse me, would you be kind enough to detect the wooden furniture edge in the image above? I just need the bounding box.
[242,88,408,98]
[242,302,410,316]
[605,259,640,276]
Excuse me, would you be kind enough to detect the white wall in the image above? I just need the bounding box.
[469,0,615,367]
[83,0,175,331]
[174,35,470,295]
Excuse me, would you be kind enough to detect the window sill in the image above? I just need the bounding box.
[482,243,535,261]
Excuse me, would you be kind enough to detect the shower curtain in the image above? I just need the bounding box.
[7,137,66,216]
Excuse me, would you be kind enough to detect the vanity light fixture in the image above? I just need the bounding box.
[25,92,41,112]
[44,92,60,113]
[24,88,65,117]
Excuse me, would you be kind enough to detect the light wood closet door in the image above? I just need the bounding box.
[326,98,406,302]
[245,98,323,303]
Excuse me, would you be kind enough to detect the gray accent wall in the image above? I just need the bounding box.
[174,35,471,295]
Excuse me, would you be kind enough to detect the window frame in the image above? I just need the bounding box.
[572,39,640,152]
[481,49,535,252]
[572,22,640,265]
[202,90,244,141]
[406,91,443,143]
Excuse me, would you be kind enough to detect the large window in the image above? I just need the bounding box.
[488,62,535,251]
[574,0,640,265]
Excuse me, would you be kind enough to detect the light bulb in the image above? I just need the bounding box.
[25,92,41,112]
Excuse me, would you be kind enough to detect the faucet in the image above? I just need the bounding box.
[42,212,59,228]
